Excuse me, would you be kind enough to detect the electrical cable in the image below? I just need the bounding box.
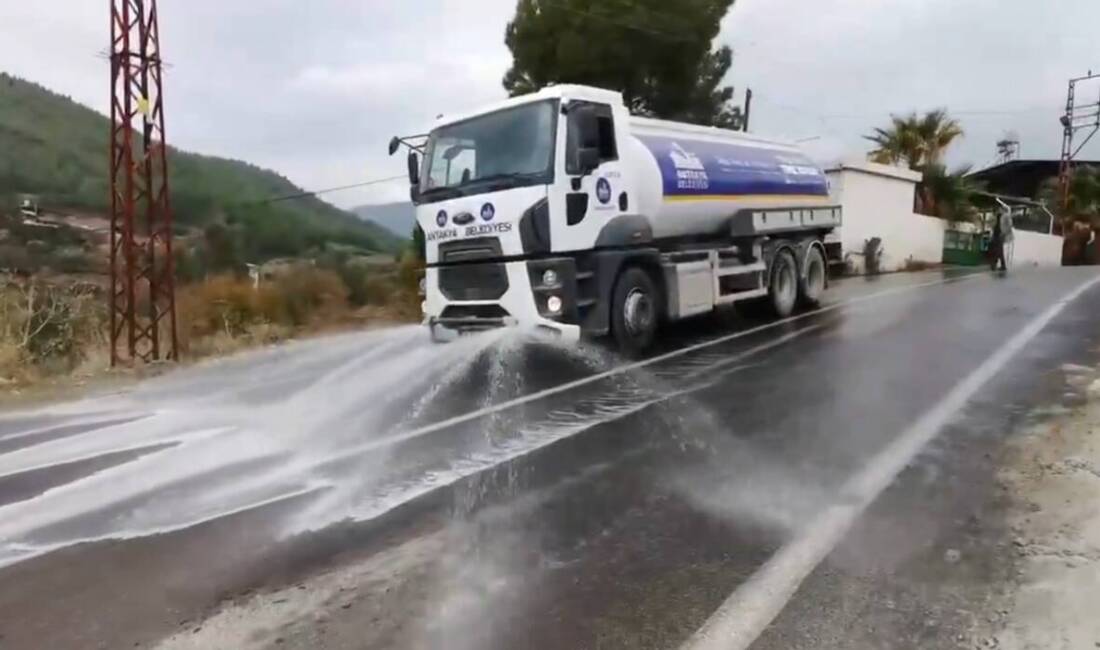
[246,175,407,205]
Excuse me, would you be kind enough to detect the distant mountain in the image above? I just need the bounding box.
[353,201,416,238]
[0,72,403,256]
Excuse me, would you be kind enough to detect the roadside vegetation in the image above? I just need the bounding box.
[0,71,424,392]
[865,110,1099,263]
[1039,166,1100,264]
[0,250,422,388]
[864,109,980,223]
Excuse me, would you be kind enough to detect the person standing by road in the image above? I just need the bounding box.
[989,207,1014,271]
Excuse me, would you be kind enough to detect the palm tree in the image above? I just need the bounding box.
[864,109,963,170]
[864,115,923,168]
[919,163,978,222]
[914,110,964,166]
[865,109,967,215]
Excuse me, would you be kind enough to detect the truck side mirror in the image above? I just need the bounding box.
[407,151,420,186]
[388,136,401,156]
[577,147,600,176]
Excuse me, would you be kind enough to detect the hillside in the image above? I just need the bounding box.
[0,72,403,263]
[353,201,416,237]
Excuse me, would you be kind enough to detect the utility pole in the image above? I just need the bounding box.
[1057,71,1100,217]
[109,0,178,366]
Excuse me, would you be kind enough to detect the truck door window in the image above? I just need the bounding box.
[566,102,617,174]
[427,141,476,188]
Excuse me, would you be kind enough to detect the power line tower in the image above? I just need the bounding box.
[109,0,178,366]
[1057,70,1100,215]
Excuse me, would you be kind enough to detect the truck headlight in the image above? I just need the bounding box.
[541,269,558,287]
[418,277,426,295]
[546,295,562,314]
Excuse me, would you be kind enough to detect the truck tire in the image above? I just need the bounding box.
[610,266,659,356]
[798,245,827,308]
[769,249,798,318]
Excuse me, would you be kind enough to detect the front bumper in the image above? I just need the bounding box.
[424,258,582,341]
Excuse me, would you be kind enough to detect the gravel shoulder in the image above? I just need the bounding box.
[993,366,1100,650]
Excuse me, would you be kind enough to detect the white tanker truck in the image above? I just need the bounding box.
[389,84,842,354]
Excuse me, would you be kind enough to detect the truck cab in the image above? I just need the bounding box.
[408,85,634,342]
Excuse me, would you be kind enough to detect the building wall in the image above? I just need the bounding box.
[827,160,1065,272]
[1012,230,1064,267]
[827,161,943,272]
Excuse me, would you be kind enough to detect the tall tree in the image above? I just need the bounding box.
[502,0,740,127]
[865,110,963,170]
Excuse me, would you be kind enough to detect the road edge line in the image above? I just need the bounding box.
[680,272,1100,650]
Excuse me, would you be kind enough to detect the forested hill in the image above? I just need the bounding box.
[0,72,402,258]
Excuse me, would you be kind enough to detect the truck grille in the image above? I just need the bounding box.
[439,237,502,262]
[438,262,508,300]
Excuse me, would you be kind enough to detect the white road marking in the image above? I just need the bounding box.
[680,272,1100,650]
[337,273,986,456]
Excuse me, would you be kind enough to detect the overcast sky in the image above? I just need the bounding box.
[3,0,1100,209]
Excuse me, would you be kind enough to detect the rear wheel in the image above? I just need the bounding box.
[610,266,659,357]
[768,249,798,318]
[798,245,827,307]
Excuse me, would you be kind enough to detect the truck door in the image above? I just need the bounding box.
[550,101,629,252]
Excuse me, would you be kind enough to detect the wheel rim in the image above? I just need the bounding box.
[806,254,825,297]
[623,288,653,337]
[779,263,795,302]
[779,265,793,296]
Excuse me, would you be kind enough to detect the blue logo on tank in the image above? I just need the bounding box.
[595,178,612,204]
[435,210,448,227]
[480,203,495,221]
[635,135,828,198]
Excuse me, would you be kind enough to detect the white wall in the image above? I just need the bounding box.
[827,161,943,272]
[826,160,1064,272]
[1013,230,1063,267]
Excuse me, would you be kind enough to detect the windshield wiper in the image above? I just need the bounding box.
[461,171,545,192]
[421,171,544,200]
[419,185,464,199]
[467,171,543,185]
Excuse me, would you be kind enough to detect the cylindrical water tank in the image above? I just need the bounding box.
[623,116,831,240]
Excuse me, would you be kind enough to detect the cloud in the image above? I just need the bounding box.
[2,0,1099,209]
[723,0,1100,169]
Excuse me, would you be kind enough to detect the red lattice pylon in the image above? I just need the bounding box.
[109,0,177,365]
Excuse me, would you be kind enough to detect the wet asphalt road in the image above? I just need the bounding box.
[1,266,1099,649]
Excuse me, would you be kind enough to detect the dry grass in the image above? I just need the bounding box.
[0,278,106,384]
[2,258,423,396]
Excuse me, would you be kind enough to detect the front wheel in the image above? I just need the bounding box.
[610,266,659,357]
[769,249,798,318]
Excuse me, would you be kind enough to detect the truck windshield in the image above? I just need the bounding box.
[419,99,556,202]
